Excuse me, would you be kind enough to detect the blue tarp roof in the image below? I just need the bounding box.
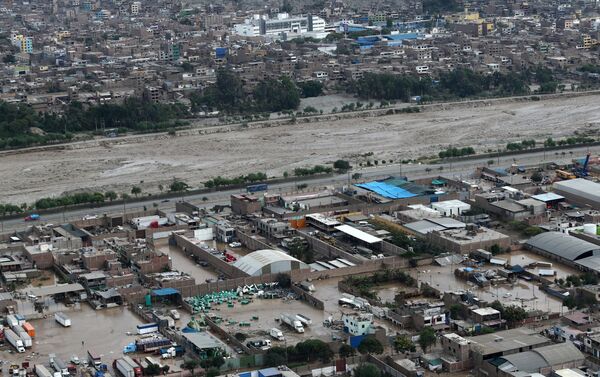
[152,288,180,296]
[356,181,418,199]
[511,265,525,273]
[383,32,420,40]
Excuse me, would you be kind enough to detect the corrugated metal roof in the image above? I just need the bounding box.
[498,351,547,372]
[534,342,584,366]
[526,232,600,261]
[233,249,307,275]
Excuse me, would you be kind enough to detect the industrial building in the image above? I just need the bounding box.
[233,249,308,276]
[553,179,600,209]
[481,342,584,377]
[233,13,326,38]
[525,232,600,273]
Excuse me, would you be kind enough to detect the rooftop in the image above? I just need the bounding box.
[335,224,382,244]
[467,328,549,356]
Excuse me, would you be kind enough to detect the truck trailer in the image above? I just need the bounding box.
[280,313,304,333]
[5,329,25,353]
[114,357,142,377]
[55,312,71,327]
[34,365,53,377]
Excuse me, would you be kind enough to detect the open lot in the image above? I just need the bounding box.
[209,296,331,345]
[414,252,572,313]
[1,94,599,204]
[0,304,138,369]
[155,240,219,283]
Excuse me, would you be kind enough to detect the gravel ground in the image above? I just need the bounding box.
[1,94,599,204]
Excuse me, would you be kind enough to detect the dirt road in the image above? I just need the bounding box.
[1,94,599,204]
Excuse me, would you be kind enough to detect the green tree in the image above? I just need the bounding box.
[297,81,324,97]
[339,344,355,357]
[182,360,198,376]
[418,327,436,352]
[358,337,384,355]
[353,363,381,377]
[394,335,416,353]
[333,159,351,172]
[131,186,142,197]
[264,347,287,367]
[531,171,543,183]
[288,238,314,263]
[105,191,117,202]
[144,363,162,376]
[170,179,189,192]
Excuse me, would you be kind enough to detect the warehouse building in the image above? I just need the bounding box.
[553,179,600,209]
[233,249,308,276]
[481,342,584,377]
[525,232,600,273]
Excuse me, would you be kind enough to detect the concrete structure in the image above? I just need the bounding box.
[342,312,373,335]
[431,200,471,217]
[231,194,261,215]
[232,249,308,276]
[233,13,326,38]
[427,225,511,253]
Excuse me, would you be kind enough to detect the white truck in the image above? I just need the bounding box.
[35,365,53,377]
[296,314,312,326]
[169,310,180,320]
[269,328,285,341]
[55,312,71,327]
[280,313,304,333]
[5,329,25,352]
[49,354,69,377]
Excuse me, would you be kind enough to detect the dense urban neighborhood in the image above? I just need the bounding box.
[1,1,600,377]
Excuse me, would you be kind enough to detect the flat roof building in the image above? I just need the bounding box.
[553,179,600,209]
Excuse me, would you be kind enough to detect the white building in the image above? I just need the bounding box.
[431,200,471,217]
[233,249,308,276]
[342,313,373,336]
[233,13,326,38]
[131,1,141,15]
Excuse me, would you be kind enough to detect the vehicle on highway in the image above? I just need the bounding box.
[24,214,40,222]
[229,242,242,248]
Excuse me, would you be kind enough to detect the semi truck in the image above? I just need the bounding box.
[35,365,53,377]
[55,312,71,327]
[88,350,102,369]
[280,313,304,333]
[49,354,69,377]
[114,357,142,377]
[5,329,25,353]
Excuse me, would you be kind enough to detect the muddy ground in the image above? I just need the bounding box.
[1,94,599,204]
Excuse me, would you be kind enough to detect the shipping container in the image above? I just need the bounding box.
[22,322,35,337]
[136,323,158,335]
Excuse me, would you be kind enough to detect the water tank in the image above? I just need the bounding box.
[583,224,598,235]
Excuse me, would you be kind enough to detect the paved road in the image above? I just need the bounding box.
[2,145,598,233]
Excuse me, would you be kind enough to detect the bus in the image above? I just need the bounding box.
[246,183,268,193]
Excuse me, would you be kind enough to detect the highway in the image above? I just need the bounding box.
[2,144,598,233]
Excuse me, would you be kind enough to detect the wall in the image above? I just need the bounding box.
[173,233,247,278]
[301,232,363,264]
[236,230,273,251]
[290,285,325,310]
